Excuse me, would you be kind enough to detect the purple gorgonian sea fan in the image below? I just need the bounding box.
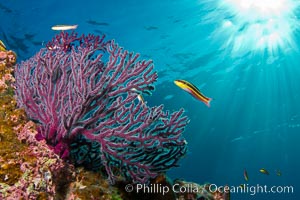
[14,32,189,184]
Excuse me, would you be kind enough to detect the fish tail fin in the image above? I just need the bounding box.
[205,98,212,107]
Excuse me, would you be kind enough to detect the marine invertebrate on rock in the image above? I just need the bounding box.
[1,121,75,200]
[14,32,189,184]
[0,49,17,71]
[0,78,8,93]
[0,51,7,71]
[6,50,17,68]
[0,43,16,88]
[0,42,74,199]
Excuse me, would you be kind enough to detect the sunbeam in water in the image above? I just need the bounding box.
[203,0,300,57]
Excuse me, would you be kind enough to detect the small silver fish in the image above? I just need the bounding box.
[51,24,78,31]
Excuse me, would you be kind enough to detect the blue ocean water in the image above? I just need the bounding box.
[1,0,300,199]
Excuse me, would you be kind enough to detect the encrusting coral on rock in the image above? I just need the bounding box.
[0,40,73,199]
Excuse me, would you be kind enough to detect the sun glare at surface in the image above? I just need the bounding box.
[206,0,300,57]
[223,0,292,19]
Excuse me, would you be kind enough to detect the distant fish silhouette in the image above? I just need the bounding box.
[144,26,158,30]
[0,30,20,55]
[86,20,109,26]
[0,3,12,13]
[164,94,174,100]
[24,33,36,41]
[31,41,43,46]
[93,29,104,35]
[10,35,29,53]
[275,169,281,176]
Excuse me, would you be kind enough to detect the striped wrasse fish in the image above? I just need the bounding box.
[174,79,212,107]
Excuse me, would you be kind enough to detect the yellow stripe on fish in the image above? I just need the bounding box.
[174,79,212,107]
[130,88,145,104]
[137,94,145,104]
[244,169,249,181]
[0,40,6,51]
[259,168,269,175]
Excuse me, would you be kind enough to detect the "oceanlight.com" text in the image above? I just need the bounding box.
[124,183,294,196]
[209,184,294,196]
